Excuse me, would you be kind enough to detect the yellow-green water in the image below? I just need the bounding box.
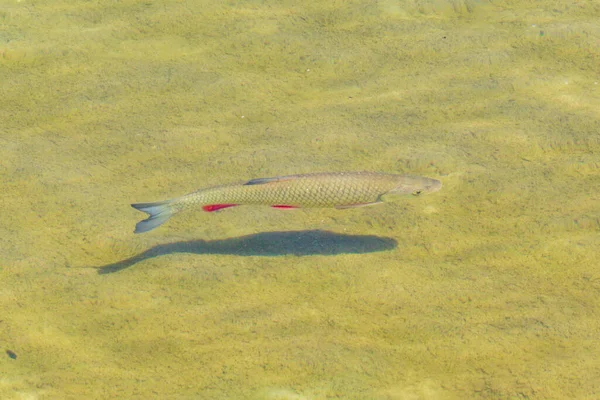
[1,0,599,398]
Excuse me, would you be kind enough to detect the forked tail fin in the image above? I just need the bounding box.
[131,200,175,233]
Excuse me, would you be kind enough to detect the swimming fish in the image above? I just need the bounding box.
[131,171,442,233]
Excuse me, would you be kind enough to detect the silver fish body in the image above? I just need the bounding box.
[131,172,441,233]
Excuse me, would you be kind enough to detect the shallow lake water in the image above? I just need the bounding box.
[1,1,599,398]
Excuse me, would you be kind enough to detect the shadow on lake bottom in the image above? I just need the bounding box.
[96,230,397,274]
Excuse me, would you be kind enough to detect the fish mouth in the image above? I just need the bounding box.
[426,179,442,193]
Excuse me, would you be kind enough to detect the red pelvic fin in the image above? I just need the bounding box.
[202,204,238,212]
[271,205,299,209]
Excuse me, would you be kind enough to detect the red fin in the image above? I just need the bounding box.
[271,205,299,209]
[203,204,238,212]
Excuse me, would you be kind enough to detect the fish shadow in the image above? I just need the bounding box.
[96,230,397,274]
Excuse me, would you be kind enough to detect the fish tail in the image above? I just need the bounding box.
[131,199,176,233]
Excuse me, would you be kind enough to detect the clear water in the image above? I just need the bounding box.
[1,0,599,398]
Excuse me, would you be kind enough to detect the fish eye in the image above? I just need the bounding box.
[412,190,422,196]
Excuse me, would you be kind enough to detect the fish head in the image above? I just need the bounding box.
[413,177,442,196]
[384,176,442,199]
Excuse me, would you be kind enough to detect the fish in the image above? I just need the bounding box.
[131,171,442,233]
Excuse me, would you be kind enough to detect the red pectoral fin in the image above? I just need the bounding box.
[202,204,238,212]
[271,205,299,209]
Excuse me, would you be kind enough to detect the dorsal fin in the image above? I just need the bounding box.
[244,176,294,185]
